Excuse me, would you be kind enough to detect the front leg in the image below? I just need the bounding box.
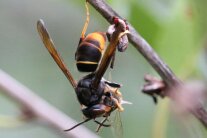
[96,117,109,132]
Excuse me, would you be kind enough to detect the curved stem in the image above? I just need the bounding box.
[0,69,98,138]
[86,0,207,128]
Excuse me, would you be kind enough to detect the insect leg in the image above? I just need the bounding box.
[81,1,90,39]
[110,51,116,69]
[64,118,91,131]
[94,119,111,127]
[95,117,109,132]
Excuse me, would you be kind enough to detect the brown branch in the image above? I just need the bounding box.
[0,69,99,138]
[86,0,207,128]
[87,0,180,87]
[192,107,207,128]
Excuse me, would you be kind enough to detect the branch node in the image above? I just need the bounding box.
[142,74,166,104]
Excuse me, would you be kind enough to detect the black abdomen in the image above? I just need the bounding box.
[75,40,102,72]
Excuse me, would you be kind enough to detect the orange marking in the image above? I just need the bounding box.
[80,41,102,53]
[85,32,106,51]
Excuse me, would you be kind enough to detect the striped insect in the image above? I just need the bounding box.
[37,1,130,133]
[75,2,106,72]
[75,2,129,72]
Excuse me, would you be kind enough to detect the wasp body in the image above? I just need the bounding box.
[75,3,129,72]
[37,1,130,133]
[75,32,106,72]
[75,1,107,72]
[37,18,129,132]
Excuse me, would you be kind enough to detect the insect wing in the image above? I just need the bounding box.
[37,19,77,89]
[92,29,129,89]
[111,110,123,138]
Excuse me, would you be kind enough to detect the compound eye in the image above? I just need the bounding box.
[105,92,112,97]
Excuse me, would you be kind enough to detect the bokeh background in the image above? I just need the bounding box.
[0,0,207,138]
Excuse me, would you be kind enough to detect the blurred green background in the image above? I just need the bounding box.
[0,0,207,138]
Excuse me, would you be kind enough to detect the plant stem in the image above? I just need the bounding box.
[0,69,99,138]
[86,0,207,128]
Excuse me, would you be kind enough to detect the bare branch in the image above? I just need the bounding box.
[0,69,99,138]
[142,75,207,128]
[86,0,207,128]
[87,0,180,87]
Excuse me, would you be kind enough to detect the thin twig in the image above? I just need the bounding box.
[0,69,99,138]
[87,0,179,86]
[86,0,207,128]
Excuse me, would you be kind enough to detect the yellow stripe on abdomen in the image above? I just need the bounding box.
[76,61,98,64]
